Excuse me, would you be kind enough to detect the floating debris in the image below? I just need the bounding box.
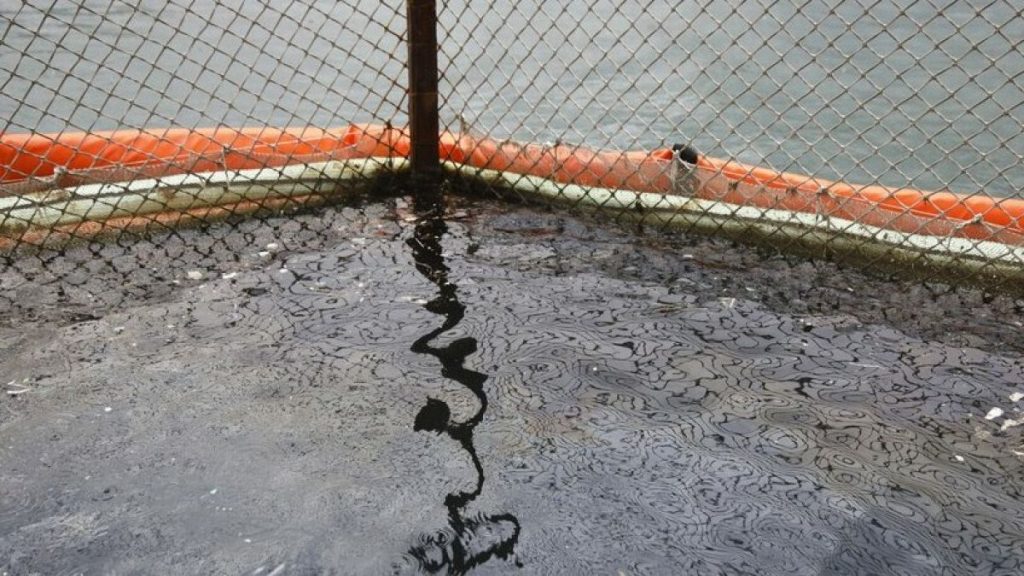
[985,407,1005,420]
[186,270,204,281]
[5,381,30,396]
[1000,418,1022,432]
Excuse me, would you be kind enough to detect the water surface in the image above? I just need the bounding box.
[1,199,1023,574]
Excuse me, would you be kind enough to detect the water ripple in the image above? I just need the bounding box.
[1,202,1022,574]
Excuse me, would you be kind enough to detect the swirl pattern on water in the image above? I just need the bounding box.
[462,228,1023,575]
[0,200,1022,575]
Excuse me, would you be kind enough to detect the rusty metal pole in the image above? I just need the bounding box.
[406,0,440,188]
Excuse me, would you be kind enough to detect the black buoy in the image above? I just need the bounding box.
[672,143,699,165]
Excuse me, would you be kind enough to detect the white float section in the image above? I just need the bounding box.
[451,163,1024,270]
[0,158,402,232]
[2,156,1023,274]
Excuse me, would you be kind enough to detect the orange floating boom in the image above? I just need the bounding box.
[2,124,1022,243]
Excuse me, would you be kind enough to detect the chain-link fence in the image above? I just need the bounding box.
[439,0,1024,286]
[2,0,1023,289]
[0,0,407,252]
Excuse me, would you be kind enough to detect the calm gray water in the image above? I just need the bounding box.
[1,0,1022,195]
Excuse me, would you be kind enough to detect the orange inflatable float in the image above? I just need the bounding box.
[2,123,1022,244]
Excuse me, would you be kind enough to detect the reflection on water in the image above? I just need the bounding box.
[1,200,1023,574]
[404,194,521,574]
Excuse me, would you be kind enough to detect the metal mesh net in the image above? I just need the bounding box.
[0,0,406,252]
[2,0,405,134]
[438,0,1024,286]
[2,0,1024,290]
[441,0,1022,191]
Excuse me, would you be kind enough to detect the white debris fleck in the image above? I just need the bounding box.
[104,407,112,413]
[266,242,280,251]
[5,382,30,396]
[221,272,238,280]
[985,407,1004,420]
[1000,418,1022,432]
[279,268,288,274]
[210,488,218,495]
[1010,392,1024,403]
[351,237,367,246]
[113,326,125,334]
[186,270,204,281]
[244,538,252,544]
[257,251,271,258]
[953,454,965,462]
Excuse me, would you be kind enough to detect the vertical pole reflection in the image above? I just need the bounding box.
[403,195,521,574]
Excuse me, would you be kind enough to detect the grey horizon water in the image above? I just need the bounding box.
[1,199,1023,574]
[2,0,1022,195]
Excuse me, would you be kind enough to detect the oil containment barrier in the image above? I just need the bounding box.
[2,124,1023,287]
[3,0,1023,292]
